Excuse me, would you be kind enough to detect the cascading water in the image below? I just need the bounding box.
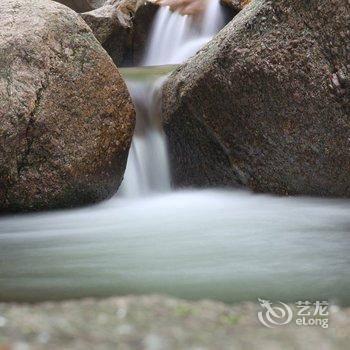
[143,0,225,66]
[2,1,350,306]
[119,73,171,196]
[120,0,226,196]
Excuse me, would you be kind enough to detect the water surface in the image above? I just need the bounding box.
[1,190,349,304]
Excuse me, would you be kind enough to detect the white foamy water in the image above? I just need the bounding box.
[119,75,171,197]
[143,0,225,66]
[121,0,226,196]
[1,190,350,304]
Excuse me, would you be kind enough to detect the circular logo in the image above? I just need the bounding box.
[258,298,293,328]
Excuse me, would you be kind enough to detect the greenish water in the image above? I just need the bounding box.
[119,65,179,82]
[1,190,350,305]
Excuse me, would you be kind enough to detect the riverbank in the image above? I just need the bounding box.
[0,295,349,349]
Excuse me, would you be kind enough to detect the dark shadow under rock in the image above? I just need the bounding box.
[81,1,159,66]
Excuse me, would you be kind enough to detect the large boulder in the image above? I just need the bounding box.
[81,5,131,65]
[162,0,350,197]
[0,0,135,211]
[81,0,159,66]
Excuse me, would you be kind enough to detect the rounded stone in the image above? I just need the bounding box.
[0,0,135,211]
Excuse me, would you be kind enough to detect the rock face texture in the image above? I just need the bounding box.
[0,0,135,211]
[81,0,159,66]
[81,4,131,65]
[130,2,159,65]
[162,0,350,197]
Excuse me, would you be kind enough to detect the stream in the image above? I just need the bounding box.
[1,190,350,303]
[0,1,349,305]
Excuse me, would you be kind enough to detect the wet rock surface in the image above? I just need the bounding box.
[162,0,350,197]
[0,0,135,211]
[80,4,131,65]
[130,2,159,65]
[80,0,158,66]
[0,296,349,349]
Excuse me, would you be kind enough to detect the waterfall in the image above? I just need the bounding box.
[119,75,171,197]
[120,0,226,197]
[2,3,350,307]
[144,0,226,65]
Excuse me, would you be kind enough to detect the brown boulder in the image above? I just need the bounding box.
[0,0,135,211]
[80,0,159,66]
[162,0,350,197]
[81,5,130,65]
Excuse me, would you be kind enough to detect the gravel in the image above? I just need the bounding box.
[0,295,349,349]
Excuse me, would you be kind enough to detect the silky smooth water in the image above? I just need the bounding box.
[1,4,349,305]
[121,0,226,197]
[119,73,171,197]
[1,190,350,303]
[143,0,225,65]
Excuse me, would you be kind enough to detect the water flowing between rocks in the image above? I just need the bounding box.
[1,1,350,305]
